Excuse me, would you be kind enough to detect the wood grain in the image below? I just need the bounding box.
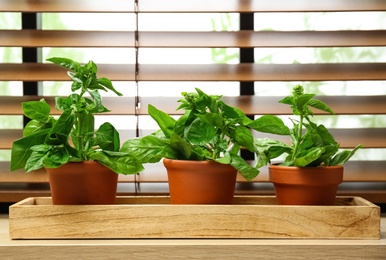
[9,196,380,240]
[2,214,386,259]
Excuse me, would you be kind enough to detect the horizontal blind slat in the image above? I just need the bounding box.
[0,96,135,115]
[2,96,385,116]
[3,0,386,13]
[137,96,386,115]
[0,30,134,48]
[0,63,135,81]
[1,0,135,12]
[139,30,386,48]
[138,0,386,12]
[1,63,386,81]
[2,30,386,48]
[138,63,386,81]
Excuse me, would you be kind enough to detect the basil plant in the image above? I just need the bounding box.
[121,88,264,181]
[251,84,362,168]
[10,57,144,175]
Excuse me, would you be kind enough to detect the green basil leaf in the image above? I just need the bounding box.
[87,90,110,113]
[315,124,337,146]
[170,132,192,159]
[227,143,240,155]
[301,123,338,152]
[83,60,96,73]
[278,96,294,106]
[308,99,334,115]
[97,77,122,96]
[228,153,259,181]
[329,144,363,166]
[95,122,120,152]
[42,147,70,169]
[218,100,253,125]
[196,113,223,128]
[41,158,63,169]
[90,151,144,175]
[23,119,53,137]
[148,104,176,138]
[84,75,94,89]
[295,93,315,112]
[45,133,68,145]
[248,115,291,135]
[215,153,231,164]
[122,135,174,163]
[217,100,240,119]
[298,132,318,151]
[68,72,83,92]
[173,112,190,136]
[185,118,216,146]
[10,129,50,171]
[294,147,324,167]
[46,109,75,140]
[253,138,291,165]
[71,82,83,92]
[55,96,73,111]
[22,99,51,121]
[231,125,255,152]
[46,57,81,73]
[25,149,47,172]
[308,143,339,166]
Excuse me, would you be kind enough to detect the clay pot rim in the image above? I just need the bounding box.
[268,164,344,186]
[44,160,106,169]
[269,164,344,170]
[163,158,223,165]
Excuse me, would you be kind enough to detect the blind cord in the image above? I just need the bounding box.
[134,0,140,136]
[134,0,140,194]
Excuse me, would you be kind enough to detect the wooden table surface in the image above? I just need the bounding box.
[1,214,386,259]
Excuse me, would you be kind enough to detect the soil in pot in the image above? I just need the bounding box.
[46,161,118,205]
[163,158,238,204]
[268,165,344,205]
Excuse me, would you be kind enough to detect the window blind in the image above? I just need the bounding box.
[1,0,386,203]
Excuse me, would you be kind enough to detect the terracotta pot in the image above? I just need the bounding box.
[268,165,344,205]
[46,161,118,205]
[163,158,238,204]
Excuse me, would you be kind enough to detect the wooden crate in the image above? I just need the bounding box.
[9,196,380,239]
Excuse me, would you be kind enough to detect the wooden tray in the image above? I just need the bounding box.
[9,196,380,240]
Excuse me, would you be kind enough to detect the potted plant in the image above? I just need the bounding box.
[251,84,362,205]
[121,88,261,204]
[10,57,144,205]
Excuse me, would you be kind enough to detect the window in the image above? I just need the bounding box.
[1,0,386,203]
